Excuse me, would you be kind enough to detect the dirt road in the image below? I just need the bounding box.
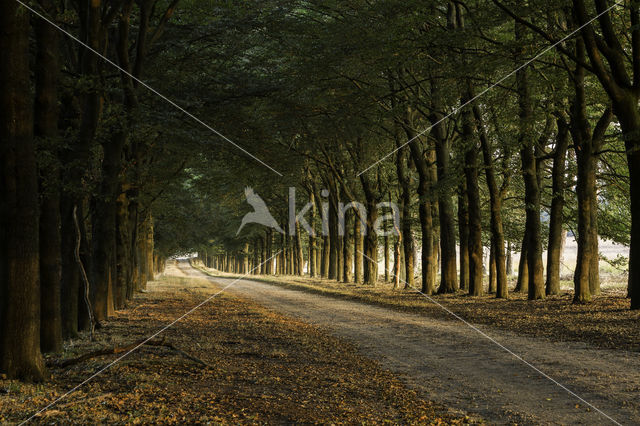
[176,261,639,425]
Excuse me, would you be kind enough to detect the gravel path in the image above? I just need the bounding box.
[176,262,639,425]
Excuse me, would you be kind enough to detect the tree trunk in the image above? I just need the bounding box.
[516,51,544,300]
[91,129,125,321]
[569,41,612,303]
[383,233,390,282]
[588,167,600,296]
[418,183,435,294]
[458,187,470,291]
[0,2,47,380]
[396,145,415,289]
[461,105,483,296]
[243,243,250,275]
[308,188,317,277]
[488,243,497,294]
[393,230,402,289]
[473,102,507,298]
[328,178,341,280]
[321,234,330,278]
[354,211,363,283]
[295,221,304,276]
[515,232,529,293]
[433,107,458,293]
[572,0,640,310]
[401,118,435,294]
[574,140,595,303]
[360,176,378,286]
[343,208,353,282]
[506,241,512,276]
[115,189,132,309]
[521,144,545,300]
[265,229,273,274]
[35,0,63,353]
[627,130,640,309]
[546,116,569,296]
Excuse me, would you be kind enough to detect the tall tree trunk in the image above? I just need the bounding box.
[354,211,364,283]
[428,150,440,289]
[488,243,497,293]
[91,105,128,320]
[35,0,63,353]
[343,207,353,282]
[546,116,569,296]
[626,126,640,309]
[393,228,402,289]
[395,144,415,289]
[328,177,341,280]
[243,243,250,275]
[569,40,612,303]
[574,142,594,303]
[572,0,640,310]
[506,241,513,277]
[516,46,544,300]
[458,187,470,291]
[401,117,435,294]
[115,189,132,308]
[473,103,508,298]
[520,146,544,300]
[59,0,103,337]
[308,186,317,277]
[265,229,272,274]
[432,97,458,293]
[0,2,47,380]
[461,104,483,296]
[418,182,435,294]
[360,175,378,286]
[295,221,304,276]
[321,234,330,278]
[383,232,390,282]
[515,232,529,293]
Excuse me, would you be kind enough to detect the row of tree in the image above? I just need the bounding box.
[1,0,638,384]
[174,0,635,308]
[0,0,183,381]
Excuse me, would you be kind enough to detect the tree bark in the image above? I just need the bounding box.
[546,116,570,296]
[383,232,390,282]
[473,103,508,298]
[516,32,544,300]
[458,186,470,291]
[295,221,304,276]
[307,185,317,277]
[35,0,63,353]
[360,175,379,286]
[489,243,497,294]
[354,210,364,283]
[343,207,353,282]
[401,115,435,294]
[571,0,639,309]
[0,2,47,380]
[461,103,483,296]
[395,143,415,289]
[515,231,529,293]
[569,39,612,303]
[432,93,458,293]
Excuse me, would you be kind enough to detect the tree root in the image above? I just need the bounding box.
[51,338,211,368]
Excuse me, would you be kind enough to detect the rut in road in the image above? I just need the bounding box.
[176,261,639,425]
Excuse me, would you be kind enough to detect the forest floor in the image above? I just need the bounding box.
[193,262,640,425]
[195,265,639,353]
[0,263,463,425]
